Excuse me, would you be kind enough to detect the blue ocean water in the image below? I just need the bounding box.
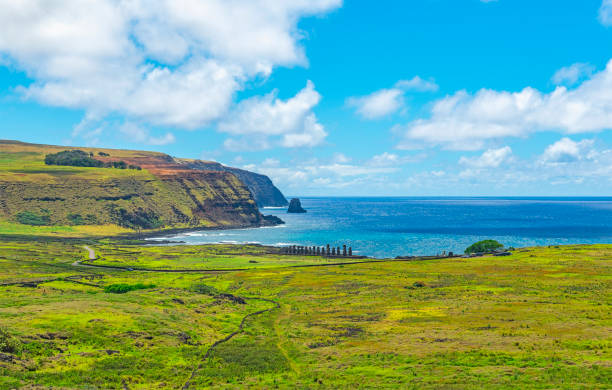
[151,197,612,258]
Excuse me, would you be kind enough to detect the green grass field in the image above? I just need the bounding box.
[0,237,610,389]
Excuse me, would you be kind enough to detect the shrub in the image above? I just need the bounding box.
[104,283,155,294]
[16,211,50,226]
[465,240,504,254]
[0,328,21,354]
[112,161,127,169]
[67,213,84,225]
[98,152,110,156]
[191,283,218,295]
[44,150,104,167]
[109,207,163,229]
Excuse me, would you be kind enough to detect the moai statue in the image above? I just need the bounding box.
[332,247,336,256]
[343,245,347,257]
[337,247,341,256]
[348,247,352,256]
[292,245,297,254]
[448,251,454,257]
[326,244,330,256]
[316,247,320,255]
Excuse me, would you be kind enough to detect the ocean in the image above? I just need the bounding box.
[149,197,612,258]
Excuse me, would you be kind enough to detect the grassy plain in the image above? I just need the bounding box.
[0,238,610,389]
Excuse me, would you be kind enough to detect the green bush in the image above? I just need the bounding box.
[44,150,104,167]
[0,328,21,354]
[109,207,163,229]
[465,240,504,254]
[16,211,51,226]
[104,283,156,294]
[191,283,218,295]
[67,213,84,225]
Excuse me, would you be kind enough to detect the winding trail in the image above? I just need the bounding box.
[181,297,280,390]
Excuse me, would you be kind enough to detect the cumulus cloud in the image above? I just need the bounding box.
[395,76,439,92]
[600,0,612,26]
[367,152,422,167]
[459,146,512,168]
[397,60,612,150]
[552,63,595,86]
[0,0,341,132]
[218,81,326,149]
[346,88,404,119]
[539,137,595,164]
[347,76,438,119]
[119,122,176,145]
[243,152,411,193]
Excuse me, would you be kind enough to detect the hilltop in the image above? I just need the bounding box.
[0,140,285,236]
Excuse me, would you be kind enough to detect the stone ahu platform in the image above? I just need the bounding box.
[282,244,366,258]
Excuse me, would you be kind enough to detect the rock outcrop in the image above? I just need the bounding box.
[178,160,288,207]
[287,198,307,213]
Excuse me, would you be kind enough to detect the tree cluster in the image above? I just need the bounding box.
[44,150,141,170]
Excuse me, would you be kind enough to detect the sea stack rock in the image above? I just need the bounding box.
[287,198,307,213]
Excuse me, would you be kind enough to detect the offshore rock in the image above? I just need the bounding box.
[287,198,307,213]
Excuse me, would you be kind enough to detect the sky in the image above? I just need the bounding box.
[2,0,612,196]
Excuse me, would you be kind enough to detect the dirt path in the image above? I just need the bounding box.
[181,297,280,389]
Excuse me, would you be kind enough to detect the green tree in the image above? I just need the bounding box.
[465,240,504,254]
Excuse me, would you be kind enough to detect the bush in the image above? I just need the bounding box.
[104,283,155,294]
[465,240,504,254]
[191,283,218,295]
[109,207,163,229]
[0,328,21,354]
[98,152,110,156]
[16,211,50,226]
[44,150,104,167]
[67,213,84,225]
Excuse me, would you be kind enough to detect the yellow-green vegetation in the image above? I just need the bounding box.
[0,140,270,235]
[0,238,610,389]
[90,242,344,270]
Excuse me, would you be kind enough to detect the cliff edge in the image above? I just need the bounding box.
[179,160,288,207]
[0,140,284,235]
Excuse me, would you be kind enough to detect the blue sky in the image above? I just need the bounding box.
[1,0,612,196]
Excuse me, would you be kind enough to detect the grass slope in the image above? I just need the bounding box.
[0,238,610,389]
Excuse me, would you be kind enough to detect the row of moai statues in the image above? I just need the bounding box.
[283,244,353,257]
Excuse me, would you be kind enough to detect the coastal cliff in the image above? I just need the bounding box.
[179,160,288,207]
[0,140,282,233]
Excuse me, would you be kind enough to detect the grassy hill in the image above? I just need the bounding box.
[0,140,281,236]
[0,239,609,388]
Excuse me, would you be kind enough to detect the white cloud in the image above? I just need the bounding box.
[347,76,438,119]
[539,137,595,164]
[600,0,612,26]
[119,122,175,145]
[219,81,327,149]
[397,60,612,150]
[395,76,439,92]
[459,146,512,168]
[332,153,351,163]
[0,0,341,130]
[346,88,404,119]
[552,63,595,86]
[244,152,408,193]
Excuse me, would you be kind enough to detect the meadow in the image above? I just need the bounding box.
[0,237,610,389]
